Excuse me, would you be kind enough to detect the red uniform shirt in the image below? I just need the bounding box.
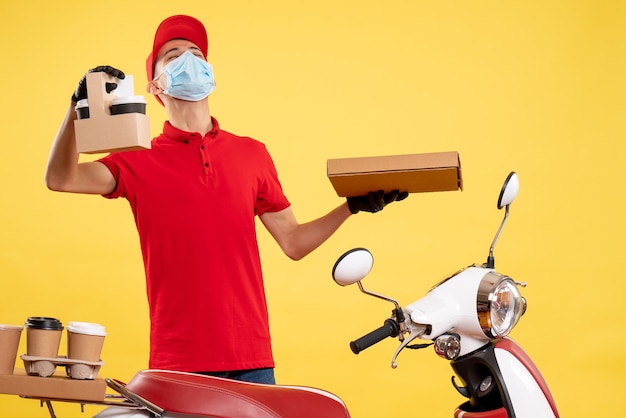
[98,118,290,372]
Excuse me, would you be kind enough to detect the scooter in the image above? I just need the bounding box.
[18,172,556,418]
[331,172,559,417]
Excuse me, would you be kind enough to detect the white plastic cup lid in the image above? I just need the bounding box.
[0,324,23,331]
[67,322,107,336]
[111,95,147,105]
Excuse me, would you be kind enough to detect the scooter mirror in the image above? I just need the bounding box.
[332,248,374,286]
[497,172,519,209]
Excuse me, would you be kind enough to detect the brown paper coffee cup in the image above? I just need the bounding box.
[26,328,63,358]
[0,325,23,374]
[24,317,63,358]
[67,322,106,362]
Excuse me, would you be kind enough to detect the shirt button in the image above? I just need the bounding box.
[200,145,205,149]
[204,163,209,167]
[184,140,189,144]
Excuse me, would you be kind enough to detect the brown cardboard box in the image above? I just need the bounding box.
[327,151,463,197]
[0,368,106,402]
[74,72,151,154]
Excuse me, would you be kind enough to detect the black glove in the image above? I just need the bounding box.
[347,190,409,214]
[71,66,125,103]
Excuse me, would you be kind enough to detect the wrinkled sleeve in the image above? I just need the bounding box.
[97,154,125,199]
[254,145,290,215]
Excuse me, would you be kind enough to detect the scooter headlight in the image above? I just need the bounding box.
[477,273,526,338]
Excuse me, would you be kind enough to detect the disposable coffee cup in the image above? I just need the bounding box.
[24,317,63,359]
[110,95,147,116]
[75,99,89,119]
[67,322,106,362]
[0,325,23,374]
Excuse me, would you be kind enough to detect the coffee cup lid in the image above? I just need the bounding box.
[111,95,147,105]
[0,324,23,331]
[25,317,64,330]
[67,321,107,336]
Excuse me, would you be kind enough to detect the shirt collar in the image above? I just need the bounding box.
[162,117,220,143]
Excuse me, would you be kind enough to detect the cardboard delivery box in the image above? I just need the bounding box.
[327,151,463,197]
[0,368,106,402]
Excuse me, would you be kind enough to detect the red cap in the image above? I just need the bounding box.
[146,15,208,82]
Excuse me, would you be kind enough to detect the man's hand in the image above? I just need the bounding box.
[71,66,125,103]
[347,190,409,214]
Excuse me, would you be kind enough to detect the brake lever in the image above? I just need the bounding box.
[390,323,428,369]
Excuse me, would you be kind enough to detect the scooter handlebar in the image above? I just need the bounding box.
[350,319,400,354]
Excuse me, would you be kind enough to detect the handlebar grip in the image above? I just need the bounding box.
[350,319,400,354]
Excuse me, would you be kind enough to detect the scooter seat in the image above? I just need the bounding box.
[125,369,351,418]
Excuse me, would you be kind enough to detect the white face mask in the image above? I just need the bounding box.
[155,51,215,101]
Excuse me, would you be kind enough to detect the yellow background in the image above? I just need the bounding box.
[1,1,624,416]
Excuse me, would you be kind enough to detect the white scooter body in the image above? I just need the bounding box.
[403,267,559,417]
[405,266,496,355]
[492,341,558,417]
